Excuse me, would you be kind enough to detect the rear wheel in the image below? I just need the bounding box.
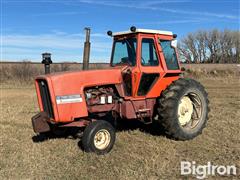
[82,120,115,154]
[157,78,209,140]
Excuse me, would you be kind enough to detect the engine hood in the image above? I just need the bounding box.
[36,67,124,95]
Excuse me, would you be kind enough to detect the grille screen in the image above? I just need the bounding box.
[37,80,54,119]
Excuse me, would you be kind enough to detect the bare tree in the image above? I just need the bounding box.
[232,31,240,63]
[181,33,199,63]
[180,29,239,64]
[196,30,208,63]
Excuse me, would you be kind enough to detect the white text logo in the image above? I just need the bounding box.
[180,161,237,179]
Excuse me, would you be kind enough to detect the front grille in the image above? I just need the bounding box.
[37,80,54,119]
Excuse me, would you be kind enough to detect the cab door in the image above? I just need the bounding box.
[132,34,164,98]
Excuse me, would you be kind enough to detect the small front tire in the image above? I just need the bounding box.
[82,120,116,154]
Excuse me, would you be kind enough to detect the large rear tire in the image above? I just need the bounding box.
[157,78,209,140]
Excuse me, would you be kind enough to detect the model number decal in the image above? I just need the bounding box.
[56,95,82,104]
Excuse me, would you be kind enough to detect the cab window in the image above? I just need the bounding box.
[111,38,136,66]
[141,38,159,66]
[159,40,179,70]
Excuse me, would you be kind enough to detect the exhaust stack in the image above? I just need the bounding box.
[82,27,91,70]
[42,52,52,74]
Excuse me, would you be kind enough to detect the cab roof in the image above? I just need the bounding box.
[113,28,173,36]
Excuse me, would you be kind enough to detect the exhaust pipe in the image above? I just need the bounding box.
[82,27,91,70]
[42,52,52,74]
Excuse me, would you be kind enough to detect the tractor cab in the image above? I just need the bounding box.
[109,27,181,98]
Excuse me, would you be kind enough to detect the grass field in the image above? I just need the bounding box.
[0,76,240,179]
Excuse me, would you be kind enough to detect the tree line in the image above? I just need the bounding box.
[178,29,240,63]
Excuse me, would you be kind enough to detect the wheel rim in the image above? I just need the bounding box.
[178,96,193,126]
[178,93,203,129]
[94,129,111,150]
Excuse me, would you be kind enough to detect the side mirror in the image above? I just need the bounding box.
[171,40,177,48]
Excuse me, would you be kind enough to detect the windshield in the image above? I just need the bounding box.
[111,38,137,66]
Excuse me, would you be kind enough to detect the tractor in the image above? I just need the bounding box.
[32,27,209,154]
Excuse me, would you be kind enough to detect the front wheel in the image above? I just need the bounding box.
[82,120,116,154]
[157,78,209,140]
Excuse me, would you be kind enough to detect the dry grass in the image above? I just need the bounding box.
[1,62,239,83]
[182,64,240,78]
[0,62,109,83]
[0,76,240,179]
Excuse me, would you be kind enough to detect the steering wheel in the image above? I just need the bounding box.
[115,59,131,66]
[141,57,146,64]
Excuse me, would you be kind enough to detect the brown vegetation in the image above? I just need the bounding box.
[0,62,109,84]
[1,62,239,84]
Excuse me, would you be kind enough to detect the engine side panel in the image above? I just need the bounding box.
[35,68,122,122]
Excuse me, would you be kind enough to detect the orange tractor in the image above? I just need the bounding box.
[32,27,209,154]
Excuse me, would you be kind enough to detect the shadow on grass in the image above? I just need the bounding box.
[115,118,166,136]
[32,117,167,152]
[32,127,83,143]
[32,119,166,141]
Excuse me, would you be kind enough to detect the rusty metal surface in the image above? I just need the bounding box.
[60,119,90,127]
[120,99,156,119]
[88,104,116,113]
[31,111,50,133]
[121,101,136,119]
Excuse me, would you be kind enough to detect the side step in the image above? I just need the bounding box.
[136,108,152,124]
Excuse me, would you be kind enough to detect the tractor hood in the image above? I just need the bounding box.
[36,66,124,96]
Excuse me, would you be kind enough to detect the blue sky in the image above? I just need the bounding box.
[1,0,239,62]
